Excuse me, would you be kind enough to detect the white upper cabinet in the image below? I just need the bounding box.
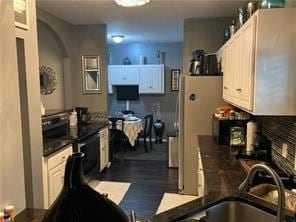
[108,65,139,85]
[108,64,164,94]
[219,8,296,115]
[139,65,164,94]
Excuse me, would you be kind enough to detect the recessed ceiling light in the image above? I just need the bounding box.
[112,35,125,43]
[114,0,151,7]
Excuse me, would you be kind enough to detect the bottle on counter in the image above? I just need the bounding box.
[4,206,14,222]
[0,212,4,222]
[229,20,236,37]
[3,213,10,222]
[70,109,77,127]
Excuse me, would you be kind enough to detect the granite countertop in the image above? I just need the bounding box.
[15,208,47,222]
[65,121,109,142]
[153,136,246,222]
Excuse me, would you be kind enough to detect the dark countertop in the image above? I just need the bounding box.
[15,208,47,222]
[63,121,109,142]
[43,121,109,157]
[153,135,246,222]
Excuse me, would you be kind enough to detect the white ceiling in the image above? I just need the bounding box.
[37,0,246,44]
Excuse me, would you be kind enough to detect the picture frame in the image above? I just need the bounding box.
[82,55,101,94]
[171,69,180,91]
[14,0,30,30]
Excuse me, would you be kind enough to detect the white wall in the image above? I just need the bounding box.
[38,23,65,109]
[37,9,108,112]
[15,0,44,209]
[0,1,26,214]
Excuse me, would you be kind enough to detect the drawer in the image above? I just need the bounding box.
[47,146,72,171]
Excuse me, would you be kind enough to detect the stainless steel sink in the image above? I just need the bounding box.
[173,197,294,222]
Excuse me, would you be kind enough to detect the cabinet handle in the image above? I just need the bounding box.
[224,86,228,90]
[236,88,242,92]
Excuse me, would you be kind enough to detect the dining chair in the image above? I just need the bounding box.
[137,114,153,153]
[109,117,129,160]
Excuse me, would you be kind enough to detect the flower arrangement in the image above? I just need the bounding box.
[152,102,161,120]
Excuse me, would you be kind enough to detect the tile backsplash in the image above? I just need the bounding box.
[256,116,296,182]
[88,109,108,122]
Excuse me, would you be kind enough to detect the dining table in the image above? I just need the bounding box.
[110,117,143,147]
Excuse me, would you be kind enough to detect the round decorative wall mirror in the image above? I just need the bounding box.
[39,66,57,95]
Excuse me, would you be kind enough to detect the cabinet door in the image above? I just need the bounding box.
[151,66,163,93]
[221,46,228,99]
[139,67,152,93]
[232,32,244,104]
[48,164,63,206]
[109,66,125,85]
[99,127,109,171]
[240,17,255,110]
[124,66,139,84]
[100,142,105,170]
[223,42,234,101]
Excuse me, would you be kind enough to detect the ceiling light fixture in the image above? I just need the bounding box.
[114,0,151,7]
[112,35,125,43]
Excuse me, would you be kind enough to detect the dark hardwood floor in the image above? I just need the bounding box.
[98,158,178,218]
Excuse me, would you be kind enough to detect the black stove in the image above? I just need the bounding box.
[42,110,108,158]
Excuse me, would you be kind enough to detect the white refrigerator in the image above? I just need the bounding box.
[177,75,224,195]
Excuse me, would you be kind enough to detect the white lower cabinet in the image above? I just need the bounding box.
[48,163,64,205]
[99,127,109,171]
[43,145,72,208]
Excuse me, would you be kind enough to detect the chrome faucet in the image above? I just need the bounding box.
[239,164,285,222]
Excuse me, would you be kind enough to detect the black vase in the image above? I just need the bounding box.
[42,152,129,222]
[153,120,165,144]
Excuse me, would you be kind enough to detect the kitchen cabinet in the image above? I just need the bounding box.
[219,8,296,115]
[108,64,164,94]
[108,65,139,85]
[99,127,109,171]
[139,65,164,94]
[43,145,72,208]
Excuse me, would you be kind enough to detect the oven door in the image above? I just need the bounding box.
[78,133,100,174]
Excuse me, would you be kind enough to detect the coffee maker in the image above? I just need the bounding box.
[76,107,91,125]
[189,50,205,75]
